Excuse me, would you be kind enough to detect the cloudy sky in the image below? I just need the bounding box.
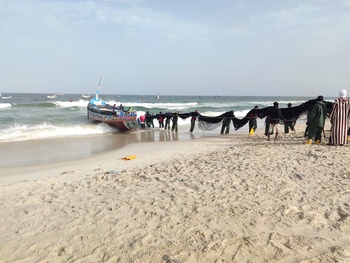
[1,0,350,96]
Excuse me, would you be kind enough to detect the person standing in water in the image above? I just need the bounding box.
[190,110,199,133]
[171,112,179,132]
[221,117,231,134]
[157,112,164,130]
[164,113,171,131]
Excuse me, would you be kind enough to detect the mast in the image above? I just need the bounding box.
[96,77,102,100]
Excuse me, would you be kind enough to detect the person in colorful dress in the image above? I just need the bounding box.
[329,89,350,145]
[157,112,164,130]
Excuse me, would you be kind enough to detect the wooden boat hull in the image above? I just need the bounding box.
[87,103,138,131]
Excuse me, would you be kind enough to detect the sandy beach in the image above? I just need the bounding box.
[1,122,350,262]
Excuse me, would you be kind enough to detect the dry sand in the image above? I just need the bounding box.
[1,123,350,262]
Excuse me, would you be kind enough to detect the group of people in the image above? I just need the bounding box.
[304,90,350,146]
[212,89,350,146]
[240,103,294,140]
[140,111,180,132]
[139,89,350,146]
[260,89,350,145]
[112,103,133,113]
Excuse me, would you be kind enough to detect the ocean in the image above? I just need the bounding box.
[0,93,330,166]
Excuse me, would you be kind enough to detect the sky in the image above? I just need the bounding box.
[1,0,350,96]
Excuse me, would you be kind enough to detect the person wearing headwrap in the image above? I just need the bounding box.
[329,89,350,145]
[305,96,327,145]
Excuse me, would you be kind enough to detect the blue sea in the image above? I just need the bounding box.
[0,92,331,143]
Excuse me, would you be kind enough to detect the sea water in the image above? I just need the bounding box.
[0,93,332,166]
[0,93,324,143]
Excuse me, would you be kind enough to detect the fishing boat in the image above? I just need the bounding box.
[82,94,91,99]
[47,94,57,99]
[87,78,138,131]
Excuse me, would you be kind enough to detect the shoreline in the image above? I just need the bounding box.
[0,119,309,184]
[0,117,306,167]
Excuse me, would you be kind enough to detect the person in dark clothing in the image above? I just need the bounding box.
[249,106,258,136]
[267,102,286,141]
[118,104,124,111]
[305,95,327,145]
[304,104,313,138]
[150,114,155,128]
[164,113,171,131]
[172,112,179,132]
[221,111,233,134]
[284,103,295,133]
[145,111,152,128]
[265,116,272,136]
[190,110,199,133]
[221,117,231,134]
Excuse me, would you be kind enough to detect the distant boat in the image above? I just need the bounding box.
[82,94,91,99]
[47,94,57,99]
[156,94,160,99]
[215,95,220,99]
[1,95,12,99]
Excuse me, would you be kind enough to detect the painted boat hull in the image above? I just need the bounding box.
[87,102,138,131]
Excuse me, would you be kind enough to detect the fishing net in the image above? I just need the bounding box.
[176,99,333,132]
[197,120,221,131]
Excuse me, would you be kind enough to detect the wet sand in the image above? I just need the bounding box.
[0,127,212,167]
[0,124,223,182]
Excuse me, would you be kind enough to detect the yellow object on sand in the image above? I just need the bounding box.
[249,128,255,136]
[305,139,312,145]
[122,155,136,160]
